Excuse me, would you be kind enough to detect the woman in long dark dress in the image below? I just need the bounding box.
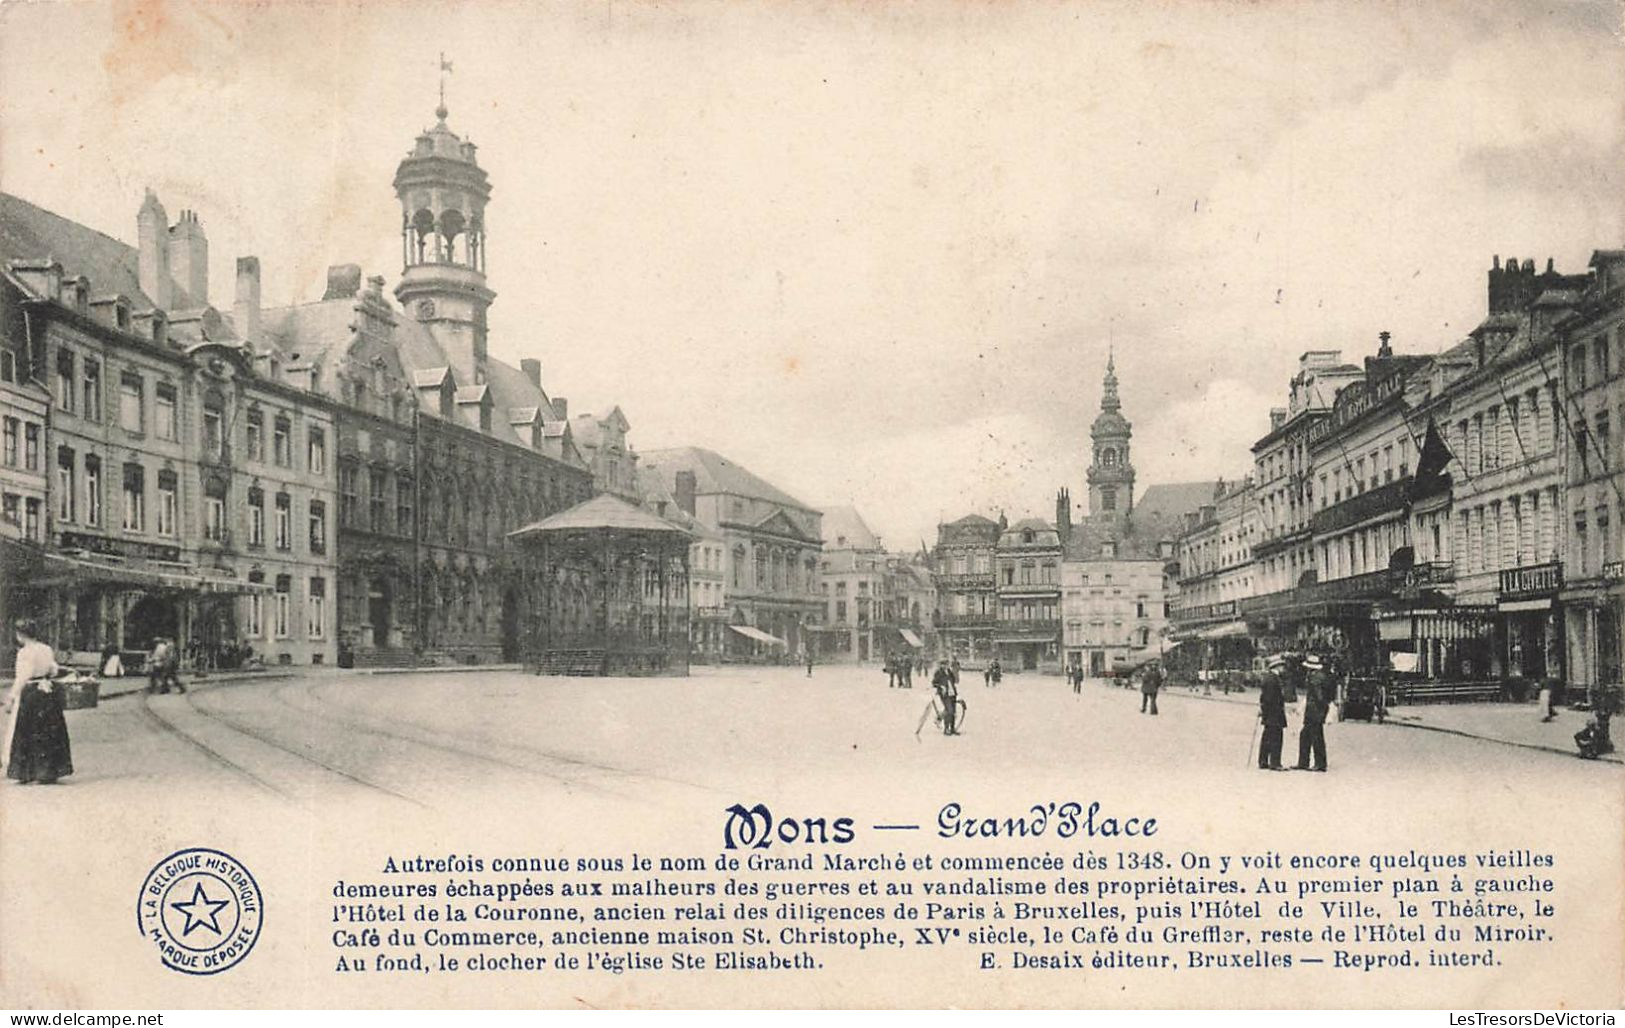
[4,618,73,784]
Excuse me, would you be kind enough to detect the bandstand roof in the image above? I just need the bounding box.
[509,493,693,539]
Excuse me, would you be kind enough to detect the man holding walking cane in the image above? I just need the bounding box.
[1255,654,1289,770]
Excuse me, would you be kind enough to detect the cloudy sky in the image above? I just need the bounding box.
[3,1,1622,547]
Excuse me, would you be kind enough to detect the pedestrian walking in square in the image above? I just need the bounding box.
[4,618,73,785]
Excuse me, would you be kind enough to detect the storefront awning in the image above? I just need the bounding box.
[34,553,273,594]
[728,625,787,646]
[898,628,924,648]
[1199,621,1250,640]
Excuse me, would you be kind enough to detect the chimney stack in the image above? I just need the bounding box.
[521,358,542,388]
[235,257,261,346]
[137,190,171,310]
[551,397,568,420]
[1055,488,1072,545]
[1377,331,1392,358]
[323,264,362,300]
[167,209,209,305]
[1269,407,1288,431]
[674,470,697,515]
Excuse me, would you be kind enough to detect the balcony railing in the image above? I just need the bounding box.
[937,613,997,627]
[1238,561,1453,614]
[1310,475,1412,536]
[935,572,995,589]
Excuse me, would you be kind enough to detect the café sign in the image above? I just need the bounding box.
[57,530,182,564]
[1498,562,1563,600]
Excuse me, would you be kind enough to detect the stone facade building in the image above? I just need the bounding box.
[262,103,596,665]
[640,446,822,659]
[932,513,1001,665]
[2,191,339,667]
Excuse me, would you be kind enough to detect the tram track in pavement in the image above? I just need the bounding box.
[283,677,721,802]
[138,690,293,801]
[168,684,429,809]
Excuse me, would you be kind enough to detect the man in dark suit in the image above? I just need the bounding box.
[1295,656,1330,771]
[1140,661,1163,715]
[1258,655,1289,770]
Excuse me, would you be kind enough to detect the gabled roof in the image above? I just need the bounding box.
[640,446,814,513]
[454,384,490,404]
[412,367,453,388]
[1132,482,1218,523]
[0,191,197,310]
[754,507,820,543]
[819,505,881,550]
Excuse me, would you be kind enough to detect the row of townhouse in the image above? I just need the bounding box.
[1171,253,1624,702]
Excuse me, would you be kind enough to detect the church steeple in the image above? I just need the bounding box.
[1086,351,1135,515]
[393,87,494,385]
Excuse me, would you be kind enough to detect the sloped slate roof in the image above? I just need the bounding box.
[0,191,197,310]
[1132,481,1218,524]
[260,298,356,364]
[819,505,880,550]
[640,446,814,513]
[510,493,691,537]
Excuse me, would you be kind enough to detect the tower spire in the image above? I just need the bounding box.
[1100,347,1121,414]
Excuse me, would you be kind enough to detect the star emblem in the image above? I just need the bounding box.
[170,881,232,937]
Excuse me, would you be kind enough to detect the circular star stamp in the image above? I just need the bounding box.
[137,848,263,975]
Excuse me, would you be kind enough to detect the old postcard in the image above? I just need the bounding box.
[1,0,1621,1011]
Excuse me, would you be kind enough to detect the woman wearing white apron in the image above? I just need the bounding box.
[4,618,73,784]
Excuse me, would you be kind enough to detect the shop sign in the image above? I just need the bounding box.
[1308,372,1405,446]
[57,530,182,564]
[1499,562,1563,600]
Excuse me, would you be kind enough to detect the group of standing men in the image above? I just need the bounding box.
[885,653,924,688]
[1256,653,1331,772]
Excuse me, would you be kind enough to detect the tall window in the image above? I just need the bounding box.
[396,478,414,535]
[155,382,177,441]
[339,463,358,526]
[273,415,291,467]
[274,492,291,550]
[308,426,326,475]
[24,498,40,541]
[202,391,224,458]
[56,447,75,521]
[24,424,39,471]
[274,575,292,638]
[84,455,101,526]
[119,372,143,432]
[0,348,14,383]
[204,478,227,541]
[307,578,326,639]
[308,499,326,554]
[245,572,264,638]
[82,359,101,421]
[157,469,178,537]
[2,418,16,466]
[369,469,387,532]
[245,408,263,461]
[247,487,265,547]
[55,350,74,413]
[121,463,145,532]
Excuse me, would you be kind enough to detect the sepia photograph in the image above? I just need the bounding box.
[0,0,1621,1013]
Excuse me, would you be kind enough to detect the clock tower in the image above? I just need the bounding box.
[393,97,494,384]
[1086,351,1136,515]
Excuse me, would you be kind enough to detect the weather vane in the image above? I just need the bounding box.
[437,52,453,119]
